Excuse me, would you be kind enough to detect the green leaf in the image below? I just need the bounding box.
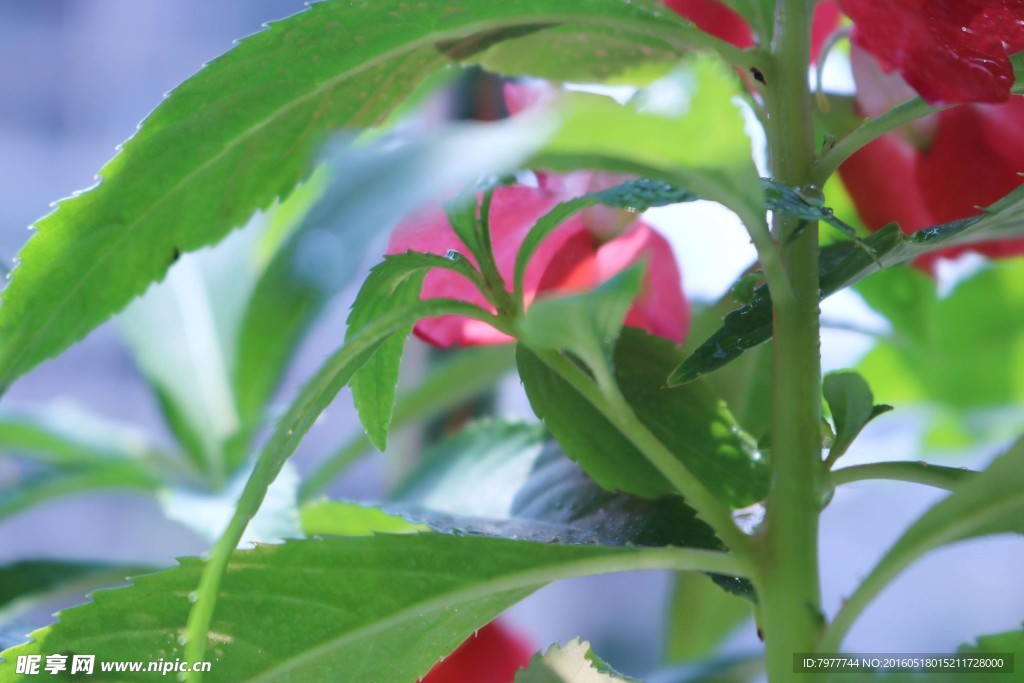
[0,561,153,625]
[666,572,751,663]
[0,0,701,392]
[537,58,762,227]
[671,182,1024,385]
[0,536,741,683]
[0,465,159,522]
[299,344,516,500]
[857,263,1024,448]
[515,639,637,682]
[299,501,425,536]
[823,371,891,464]
[518,266,644,384]
[117,223,260,477]
[0,407,163,469]
[518,327,767,505]
[391,422,726,553]
[348,252,481,452]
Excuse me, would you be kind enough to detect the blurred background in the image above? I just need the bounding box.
[1,1,1022,679]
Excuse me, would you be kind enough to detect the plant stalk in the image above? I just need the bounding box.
[757,1,827,681]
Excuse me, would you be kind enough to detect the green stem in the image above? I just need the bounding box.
[813,97,947,185]
[527,345,753,560]
[831,461,976,492]
[757,2,826,681]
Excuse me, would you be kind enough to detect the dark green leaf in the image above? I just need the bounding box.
[671,182,1024,384]
[0,0,698,391]
[518,327,767,505]
[515,639,637,682]
[391,422,721,549]
[823,371,890,464]
[0,561,153,623]
[348,253,481,452]
[0,535,735,682]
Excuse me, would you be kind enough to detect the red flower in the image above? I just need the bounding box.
[386,182,690,347]
[839,48,1024,268]
[837,0,1024,105]
[419,622,533,683]
[661,0,842,60]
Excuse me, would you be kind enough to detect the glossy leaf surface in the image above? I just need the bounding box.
[518,328,766,504]
[0,535,724,683]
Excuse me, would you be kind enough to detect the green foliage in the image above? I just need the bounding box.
[518,328,767,504]
[518,266,645,384]
[822,371,891,465]
[538,58,762,225]
[0,0,695,392]
[300,344,516,500]
[0,536,661,683]
[390,421,730,556]
[515,639,636,682]
[0,561,153,623]
[672,183,1024,385]
[858,263,1024,446]
[347,253,479,452]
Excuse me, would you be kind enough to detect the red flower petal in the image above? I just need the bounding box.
[840,91,1024,268]
[839,0,1024,104]
[420,622,533,683]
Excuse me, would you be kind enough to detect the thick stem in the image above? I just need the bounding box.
[758,1,826,681]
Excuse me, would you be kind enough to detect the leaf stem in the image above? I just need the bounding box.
[525,345,752,562]
[830,461,976,492]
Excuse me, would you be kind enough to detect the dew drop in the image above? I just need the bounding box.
[187,591,199,604]
[177,635,189,647]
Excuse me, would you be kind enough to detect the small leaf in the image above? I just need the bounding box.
[0,536,735,683]
[514,639,636,682]
[823,371,890,464]
[347,252,481,452]
[518,327,767,505]
[517,266,644,382]
[671,182,1024,384]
